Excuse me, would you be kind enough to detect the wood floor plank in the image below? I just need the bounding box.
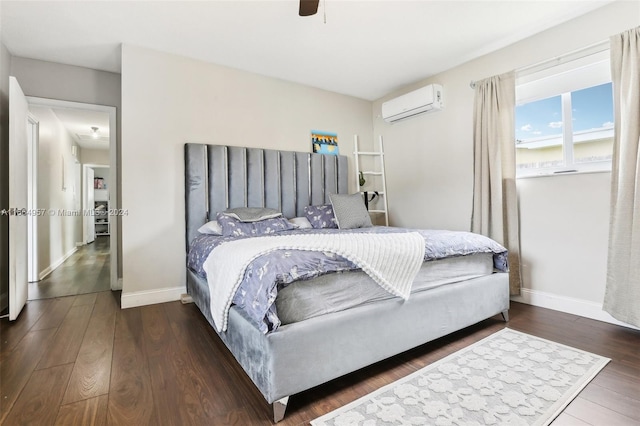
[591,367,640,399]
[36,304,94,370]
[3,363,73,425]
[95,259,111,293]
[107,308,158,425]
[62,308,116,405]
[209,410,262,425]
[564,396,639,426]
[92,291,120,318]
[578,382,640,421]
[164,302,263,417]
[31,296,77,331]
[139,304,172,359]
[604,359,640,381]
[72,292,99,307]
[140,304,193,425]
[552,411,593,425]
[55,395,109,426]
[163,303,262,424]
[0,328,57,424]
[0,298,54,355]
[163,301,260,422]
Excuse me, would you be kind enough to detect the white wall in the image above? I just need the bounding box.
[517,173,611,302]
[120,45,374,304]
[29,106,82,277]
[373,1,639,326]
[80,148,109,165]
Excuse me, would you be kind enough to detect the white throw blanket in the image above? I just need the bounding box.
[203,232,426,332]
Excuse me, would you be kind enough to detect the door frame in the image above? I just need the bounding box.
[27,114,39,283]
[83,164,107,244]
[26,97,119,291]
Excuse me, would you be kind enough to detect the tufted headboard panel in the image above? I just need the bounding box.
[184,143,349,246]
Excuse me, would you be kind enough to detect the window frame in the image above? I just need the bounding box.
[515,50,613,178]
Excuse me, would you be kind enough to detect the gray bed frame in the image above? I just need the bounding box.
[184,143,510,422]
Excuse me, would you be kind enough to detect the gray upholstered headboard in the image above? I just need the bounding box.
[185,143,349,246]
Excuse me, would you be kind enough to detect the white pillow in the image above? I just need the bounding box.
[223,207,282,222]
[198,220,223,235]
[288,216,313,229]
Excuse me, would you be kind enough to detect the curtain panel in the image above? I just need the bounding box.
[604,27,640,327]
[471,72,522,296]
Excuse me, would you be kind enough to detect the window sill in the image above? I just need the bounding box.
[517,168,611,179]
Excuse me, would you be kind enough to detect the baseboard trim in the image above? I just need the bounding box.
[512,288,640,331]
[39,246,78,281]
[121,286,186,309]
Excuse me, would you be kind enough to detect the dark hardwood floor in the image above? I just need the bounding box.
[28,236,111,300]
[1,295,639,425]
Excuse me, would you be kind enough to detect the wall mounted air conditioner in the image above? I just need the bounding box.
[381,84,443,123]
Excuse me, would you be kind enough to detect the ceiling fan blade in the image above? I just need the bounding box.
[299,0,319,16]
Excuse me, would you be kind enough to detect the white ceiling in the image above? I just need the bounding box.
[1,0,612,101]
[51,108,110,150]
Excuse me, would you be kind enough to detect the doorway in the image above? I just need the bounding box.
[25,97,118,300]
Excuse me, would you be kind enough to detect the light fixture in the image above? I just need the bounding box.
[91,126,99,139]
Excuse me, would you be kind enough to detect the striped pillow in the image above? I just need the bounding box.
[329,193,373,229]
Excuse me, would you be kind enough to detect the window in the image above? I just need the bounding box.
[515,49,613,177]
[571,83,614,165]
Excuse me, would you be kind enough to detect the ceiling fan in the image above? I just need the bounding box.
[299,0,319,16]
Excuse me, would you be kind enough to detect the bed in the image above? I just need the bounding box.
[184,143,510,422]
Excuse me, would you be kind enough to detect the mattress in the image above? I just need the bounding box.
[276,252,494,325]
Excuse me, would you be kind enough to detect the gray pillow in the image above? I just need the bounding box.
[223,207,282,222]
[329,193,373,229]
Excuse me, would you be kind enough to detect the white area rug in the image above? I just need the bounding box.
[311,328,609,426]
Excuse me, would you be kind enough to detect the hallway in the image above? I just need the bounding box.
[29,236,111,300]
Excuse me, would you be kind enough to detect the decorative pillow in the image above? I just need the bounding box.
[304,204,338,229]
[329,193,373,229]
[223,207,282,222]
[217,212,295,237]
[197,220,223,235]
[288,216,313,229]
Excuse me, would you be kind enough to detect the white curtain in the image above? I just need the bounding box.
[604,27,640,327]
[471,71,522,295]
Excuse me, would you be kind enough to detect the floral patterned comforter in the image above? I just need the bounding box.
[187,227,508,334]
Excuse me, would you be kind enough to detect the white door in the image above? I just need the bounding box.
[8,77,29,321]
[87,168,95,243]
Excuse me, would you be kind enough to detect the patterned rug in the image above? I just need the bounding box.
[311,328,609,426]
